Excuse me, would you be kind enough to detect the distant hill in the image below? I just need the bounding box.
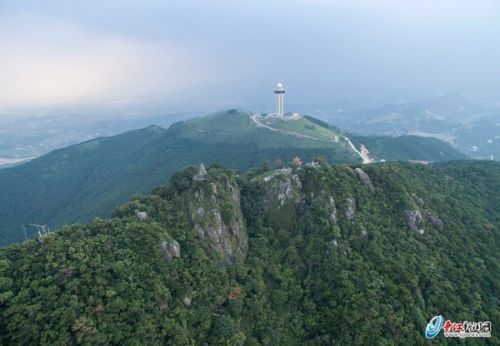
[350,135,466,162]
[0,160,498,344]
[0,105,199,168]
[0,110,465,246]
[323,95,500,160]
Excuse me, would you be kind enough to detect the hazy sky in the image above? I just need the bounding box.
[1,0,500,110]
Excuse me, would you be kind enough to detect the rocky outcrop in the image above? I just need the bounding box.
[307,189,338,225]
[346,197,356,222]
[160,239,181,262]
[135,210,148,222]
[320,191,337,225]
[404,210,424,234]
[354,168,375,193]
[190,169,248,264]
[328,196,337,224]
[193,163,207,181]
[262,168,303,207]
[405,194,444,234]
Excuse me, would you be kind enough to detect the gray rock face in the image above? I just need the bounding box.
[328,196,337,224]
[311,190,337,225]
[203,208,234,258]
[160,239,181,262]
[193,163,207,181]
[263,168,302,207]
[354,168,375,193]
[190,173,248,264]
[404,209,424,234]
[135,210,148,222]
[277,179,294,206]
[405,194,443,233]
[263,167,292,182]
[346,197,356,222]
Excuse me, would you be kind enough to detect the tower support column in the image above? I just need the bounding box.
[273,83,286,117]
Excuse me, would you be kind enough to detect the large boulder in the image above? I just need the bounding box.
[404,209,424,234]
[160,239,181,262]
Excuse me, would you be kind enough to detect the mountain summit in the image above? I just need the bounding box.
[0,110,464,246]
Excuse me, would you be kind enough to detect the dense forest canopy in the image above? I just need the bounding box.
[0,111,465,246]
[0,160,498,344]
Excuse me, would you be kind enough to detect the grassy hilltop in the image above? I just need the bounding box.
[0,110,465,246]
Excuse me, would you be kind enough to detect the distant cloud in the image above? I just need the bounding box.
[0,14,226,106]
[0,0,499,108]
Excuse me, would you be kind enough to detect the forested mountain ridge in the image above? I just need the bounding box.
[0,160,498,344]
[0,110,466,246]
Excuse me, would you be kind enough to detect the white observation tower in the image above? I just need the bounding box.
[273,83,285,118]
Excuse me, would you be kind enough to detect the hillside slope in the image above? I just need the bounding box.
[0,161,498,344]
[350,134,467,162]
[0,110,465,246]
[324,95,500,160]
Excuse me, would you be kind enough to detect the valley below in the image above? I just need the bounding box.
[317,95,500,160]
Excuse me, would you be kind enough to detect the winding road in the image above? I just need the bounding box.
[250,114,372,163]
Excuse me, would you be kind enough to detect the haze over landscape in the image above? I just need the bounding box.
[1,0,500,165]
[0,1,499,344]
